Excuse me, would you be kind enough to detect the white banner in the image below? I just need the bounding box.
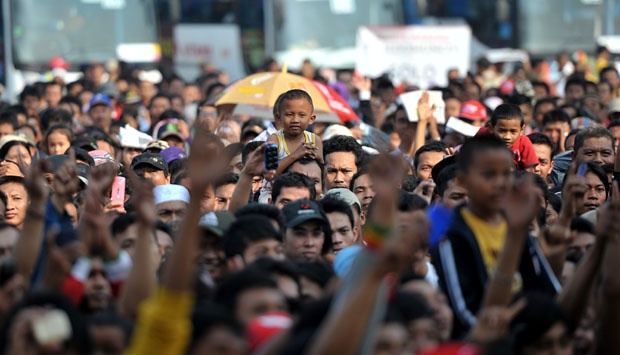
[174,24,246,82]
[355,25,471,88]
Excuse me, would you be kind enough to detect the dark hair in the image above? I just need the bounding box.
[72,147,96,166]
[295,261,334,289]
[215,172,239,190]
[241,141,264,165]
[276,89,314,116]
[0,176,25,189]
[19,85,42,101]
[573,126,614,154]
[223,215,282,258]
[323,135,364,169]
[44,124,74,154]
[250,257,302,296]
[349,168,368,192]
[565,78,586,92]
[286,157,324,178]
[608,120,620,130]
[490,103,524,126]
[457,135,511,173]
[397,191,428,211]
[579,162,610,197]
[88,312,134,347]
[542,109,571,127]
[159,109,183,121]
[565,128,581,150]
[391,291,434,323]
[40,108,73,132]
[413,141,447,170]
[111,213,137,237]
[570,217,594,234]
[533,97,558,115]
[189,302,243,353]
[401,175,421,193]
[546,191,562,213]
[168,158,187,179]
[148,93,171,109]
[272,172,316,203]
[235,203,285,231]
[510,292,571,352]
[600,65,619,78]
[0,111,18,130]
[215,268,279,313]
[527,132,555,153]
[319,195,354,230]
[531,81,551,96]
[436,164,458,198]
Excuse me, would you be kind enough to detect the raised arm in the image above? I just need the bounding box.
[229,143,273,213]
[14,160,49,280]
[118,174,158,319]
[596,182,620,353]
[411,92,433,156]
[307,154,415,355]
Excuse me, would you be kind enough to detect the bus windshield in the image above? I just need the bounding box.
[10,0,158,70]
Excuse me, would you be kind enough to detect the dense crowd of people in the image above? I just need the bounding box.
[0,49,618,354]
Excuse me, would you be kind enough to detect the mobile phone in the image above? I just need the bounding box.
[577,163,587,177]
[264,144,279,171]
[110,176,126,205]
[32,309,72,345]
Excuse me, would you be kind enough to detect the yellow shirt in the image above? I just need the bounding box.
[126,287,194,355]
[461,208,507,273]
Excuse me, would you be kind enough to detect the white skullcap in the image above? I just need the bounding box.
[153,184,190,205]
[322,124,353,141]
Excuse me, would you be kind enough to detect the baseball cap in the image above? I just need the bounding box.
[76,163,89,186]
[281,199,327,228]
[458,101,487,121]
[89,93,112,109]
[144,140,169,153]
[431,155,456,182]
[198,211,236,237]
[160,146,186,164]
[153,184,190,205]
[155,120,185,142]
[44,155,68,173]
[131,152,169,175]
[323,188,361,213]
[609,97,620,114]
[72,137,99,152]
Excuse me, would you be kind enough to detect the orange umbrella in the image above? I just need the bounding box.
[215,67,358,123]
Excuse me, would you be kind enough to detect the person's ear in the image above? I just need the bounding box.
[165,174,171,184]
[360,210,366,226]
[352,224,359,242]
[309,114,316,125]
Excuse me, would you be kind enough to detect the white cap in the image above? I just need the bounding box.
[153,184,190,205]
[120,125,153,149]
[322,124,353,141]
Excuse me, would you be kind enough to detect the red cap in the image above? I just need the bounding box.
[499,79,515,95]
[48,56,69,70]
[459,101,487,120]
[246,311,292,351]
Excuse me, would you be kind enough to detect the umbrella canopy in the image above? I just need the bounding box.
[215,69,359,124]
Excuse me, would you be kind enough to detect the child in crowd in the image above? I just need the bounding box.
[477,103,539,171]
[431,135,560,338]
[267,89,323,176]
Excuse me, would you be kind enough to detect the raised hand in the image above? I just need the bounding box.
[596,180,620,243]
[291,142,318,161]
[24,160,49,204]
[0,161,23,177]
[503,172,542,231]
[52,149,80,201]
[352,75,372,93]
[470,298,527,345]
[127,170,157,226]
[417,91,434,122]
[413,179,436,205]
[241,143,277,178]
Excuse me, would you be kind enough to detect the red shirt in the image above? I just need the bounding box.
[476,128,539,170]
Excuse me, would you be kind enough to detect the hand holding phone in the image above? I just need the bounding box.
[264,144,279,171]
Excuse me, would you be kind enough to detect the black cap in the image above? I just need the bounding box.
[131,152,169,175]
[281,199,327,228]
[431,155,456,182]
